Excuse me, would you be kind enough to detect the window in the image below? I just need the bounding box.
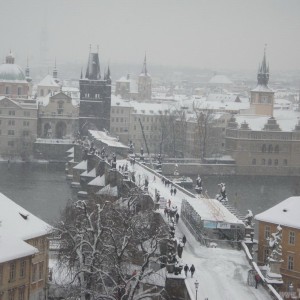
[24,111,30,117]
[9,110,15,116]
[8,141,14,147]
[268,145,273,153]
[20,260,26,278]
[23,121,30,126]
[262,144,266,153]
[261,158,266,165]
[8,290,15,300]
[283,159,288,166]
[19,287,25,300]
[5,86,9,95]
[32,264,37,282]
[268,159,272,166]
[252,158,256,165]
[8,120,15,126]
[264,225,270,239]
[289,231,295,245]
[18,87,22,96]
[39,262,44,280]
[263,248,269,264]
[288,256,294,270]
[10,262,16,281]
[8,130,15,136]
[274,145,279,153]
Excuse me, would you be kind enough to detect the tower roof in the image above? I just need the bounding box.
[257,46,270,86]
[85,52,101,80]
[0,52,26,82]
[140,54,149,76]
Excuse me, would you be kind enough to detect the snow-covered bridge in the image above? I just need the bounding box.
[117,159,273,299]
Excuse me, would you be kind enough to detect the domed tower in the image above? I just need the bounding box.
[138,54,152,101]
[0,51,30,99]
[250,47,274,116]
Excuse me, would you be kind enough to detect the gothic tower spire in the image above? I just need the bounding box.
[257,45,269,86]
[53,57,58,79]
[141,53,147,75]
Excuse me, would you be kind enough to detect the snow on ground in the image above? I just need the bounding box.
[116,159,272,299]
[178,219,271,300]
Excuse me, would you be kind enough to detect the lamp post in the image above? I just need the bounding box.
[194,280,199,300]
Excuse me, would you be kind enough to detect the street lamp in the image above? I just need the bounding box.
[194,280,199,300]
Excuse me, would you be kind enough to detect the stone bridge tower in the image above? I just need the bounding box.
[79,48,111,136]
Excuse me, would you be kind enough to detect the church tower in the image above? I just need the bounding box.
[138,54,152,101]
[79,49,111,136]
[250,48,274,116]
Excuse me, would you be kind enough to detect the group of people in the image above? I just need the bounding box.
[170,186,177,196]
[184,264,196,278]
[164,207,180,223]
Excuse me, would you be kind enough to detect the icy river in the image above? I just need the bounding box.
[0,162,298,223]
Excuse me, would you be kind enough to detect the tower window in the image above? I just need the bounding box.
[5,86,9,95]
[18,87,22,96]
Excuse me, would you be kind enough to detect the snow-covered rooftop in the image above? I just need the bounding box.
[88,175,105,187]
[88,130,129,149]
[38,74,60,87]
[251,84,273,93]
[255,196,300,229]
[234,109,300,131]
[0,193,50,262]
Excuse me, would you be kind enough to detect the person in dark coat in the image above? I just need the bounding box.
[170,187,173,195]
[255,273,261,289]
[175,213,180,224]
[190,264,195,278]
[184,264,189,277]
[174,187,177,195]
[182,235,187,245]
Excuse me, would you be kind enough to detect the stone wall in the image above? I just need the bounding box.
[33,141,74,161]
[162,163,300,177]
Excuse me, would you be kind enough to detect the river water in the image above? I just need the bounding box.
[0,162,299,224]
[0,162,73,225]
[189,174,300,216]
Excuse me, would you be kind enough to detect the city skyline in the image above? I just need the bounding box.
[0,0,300,72]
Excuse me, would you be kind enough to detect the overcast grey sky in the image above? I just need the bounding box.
[1,0,299,71]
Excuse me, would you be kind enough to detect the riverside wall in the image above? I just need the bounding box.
[162,163,300,177]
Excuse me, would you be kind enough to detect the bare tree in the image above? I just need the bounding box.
[192,104,216,160]
[53,195,168,300]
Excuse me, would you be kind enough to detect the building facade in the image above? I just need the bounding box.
[38,91,79,139]
[0,97,37,159]
[255,197,300,292]
[79,51,111,136]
